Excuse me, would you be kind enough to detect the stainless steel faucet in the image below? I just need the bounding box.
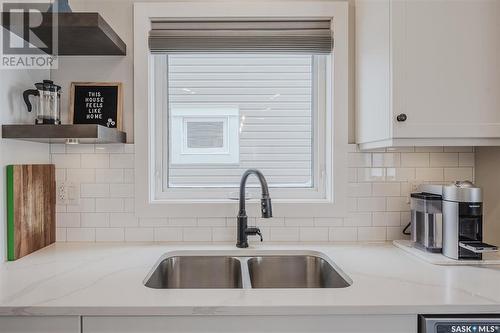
[236,169,273,248]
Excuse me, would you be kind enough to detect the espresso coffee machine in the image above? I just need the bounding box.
[411,181,498,260]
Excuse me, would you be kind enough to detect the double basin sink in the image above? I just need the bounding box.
[144,251,352,289]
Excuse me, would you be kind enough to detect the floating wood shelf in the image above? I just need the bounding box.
[2,124,126,144]
[1,12,126,56]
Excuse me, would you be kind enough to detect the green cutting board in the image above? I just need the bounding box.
[7,164,56,261]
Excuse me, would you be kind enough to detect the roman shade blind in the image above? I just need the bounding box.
[149,19,333,54]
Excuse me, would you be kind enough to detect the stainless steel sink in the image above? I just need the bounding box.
[144,251,352,289]
[144,256,242,289]
[247,255,351,288]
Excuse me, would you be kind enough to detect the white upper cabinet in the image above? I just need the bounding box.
[355,0,500,150]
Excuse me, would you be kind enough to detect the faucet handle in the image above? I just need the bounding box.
[245,227,263,242]
[261,198,272,218]
[256,229,263,242]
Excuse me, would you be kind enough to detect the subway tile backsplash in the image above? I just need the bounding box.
[52,144,475,243]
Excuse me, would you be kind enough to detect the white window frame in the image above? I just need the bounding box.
[134,1,349,218]
[153,54,327,198]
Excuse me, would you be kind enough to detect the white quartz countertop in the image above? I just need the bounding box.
[1,242,500,316]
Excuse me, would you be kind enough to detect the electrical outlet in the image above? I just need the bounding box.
[406,182,423,204]
[57,182,79,205]
[57,182,67,203]
[409,182,421,193]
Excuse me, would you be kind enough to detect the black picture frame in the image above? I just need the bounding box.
[70,82,123,130]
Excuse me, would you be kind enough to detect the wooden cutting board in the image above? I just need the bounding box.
[6,164,56,261]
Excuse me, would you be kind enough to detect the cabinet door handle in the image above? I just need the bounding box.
[396,113,407,122]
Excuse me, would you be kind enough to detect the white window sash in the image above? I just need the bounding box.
[152,55,329,201]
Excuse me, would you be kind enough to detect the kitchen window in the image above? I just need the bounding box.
[134,1,349,216]
[152,52,330,200]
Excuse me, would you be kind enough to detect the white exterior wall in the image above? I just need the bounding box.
[166,54,313,188]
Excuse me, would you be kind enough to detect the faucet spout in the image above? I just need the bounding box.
[236,169,273,248]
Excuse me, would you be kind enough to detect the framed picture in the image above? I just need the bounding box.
[70,82,123,130]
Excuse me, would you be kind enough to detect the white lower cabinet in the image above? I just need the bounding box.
[0,316,80,333]
[82,315,416,333]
